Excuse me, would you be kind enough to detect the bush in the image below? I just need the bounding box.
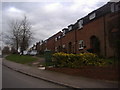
[52,52,106,68]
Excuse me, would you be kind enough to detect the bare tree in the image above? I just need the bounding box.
[19,16,32,54]
[9,19,22,53]
[2,46,10,55]
[6,15,33,54]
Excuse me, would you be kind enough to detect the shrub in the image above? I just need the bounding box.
[52,52,69,67]
[52,52,106,68]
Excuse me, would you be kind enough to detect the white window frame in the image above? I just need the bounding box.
[33,46,36,50]
[78,19,83,29]
[40,42,42,45]
[55,37,58,41]
[89,13,96,20]
[79,40,84,50]
[44,40,47,43]
[58,36,61,39]
[62,44,65,48]
[68,26,72,31]
[55,47,58,52]
[63,30,65,36]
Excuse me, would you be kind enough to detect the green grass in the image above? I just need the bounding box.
[5,54,38,64]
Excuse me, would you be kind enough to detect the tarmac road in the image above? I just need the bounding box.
[2,65,71,88]
[0,58,2,89]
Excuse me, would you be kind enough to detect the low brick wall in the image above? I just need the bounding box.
[46,66,119,81]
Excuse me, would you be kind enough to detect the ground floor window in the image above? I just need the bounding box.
[79,40,84,50]
[55,47,57,52]
[62,45,65,48]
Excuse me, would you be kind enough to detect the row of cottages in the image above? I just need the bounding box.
[33,2,120,58]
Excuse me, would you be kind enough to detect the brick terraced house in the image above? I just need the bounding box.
[33,2,120,58]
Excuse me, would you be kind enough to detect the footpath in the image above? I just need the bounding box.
[2,59,118,88]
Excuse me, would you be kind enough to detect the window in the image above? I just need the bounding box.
[68,26,72,31]
[115,4,120,11]
[89,13,96,20]
[40,42,42,45]
[111,3,115,12]
[79,40,84,50]
[45,48,48,51]
[44,40,47,43]
[55,37,58,41]
[33,46,36,50]
[55,47,57,52]
[58,36,61,39]
[63,30,65,36]
[78,19,83,29]
[62,45,65,48]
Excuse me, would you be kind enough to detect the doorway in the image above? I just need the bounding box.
[68,42,72,53]
[90,36,100,54]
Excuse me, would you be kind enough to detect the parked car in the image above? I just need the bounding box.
[23,51,28,55]
[29,50,37,56]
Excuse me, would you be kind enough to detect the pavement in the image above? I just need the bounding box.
[2,58,119,88]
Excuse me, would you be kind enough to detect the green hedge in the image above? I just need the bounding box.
[52,52,106,68]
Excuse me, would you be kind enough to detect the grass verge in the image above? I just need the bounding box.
[5,54,38,64]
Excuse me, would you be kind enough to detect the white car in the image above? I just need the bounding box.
[23,51,28,55]
[29,50,37,56]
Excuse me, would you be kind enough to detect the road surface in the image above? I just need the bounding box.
[2,65,71,88]
[0,58,2,89]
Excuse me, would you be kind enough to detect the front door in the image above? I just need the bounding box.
[90,36,100,54]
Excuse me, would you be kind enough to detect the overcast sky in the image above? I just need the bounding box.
[1,0,110,47]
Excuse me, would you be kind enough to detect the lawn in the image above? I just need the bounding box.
[5,54,38,64]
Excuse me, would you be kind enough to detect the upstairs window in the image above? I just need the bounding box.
[44,40,47,43]
[111,3,115,12]
[58,36,61,39]
[33,46,36,50]
[79,40,84,50]
[78,19,83,29]
[115,4,120,11]
[40,42,42,45]
[89,13,96,20]
[40,41,43,45]
[55,37,58,41]
[68,26,72,31]
[63,30,65,36]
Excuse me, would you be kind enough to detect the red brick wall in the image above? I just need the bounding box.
[105,12,120,57]
[61,30,76,53]
[38,11,119,58]
[76,16,105,56]
[46,31,62,52]
[46,38,55,51]
[54,32,62,52]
